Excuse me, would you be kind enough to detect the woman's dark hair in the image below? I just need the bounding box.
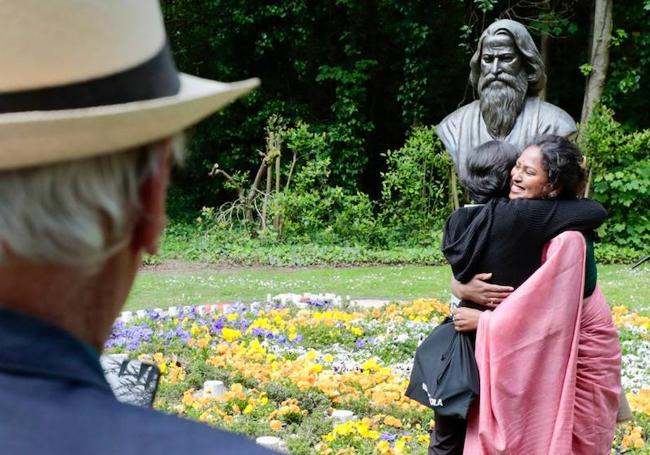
[528,134,586,199]
[461,141,520,203]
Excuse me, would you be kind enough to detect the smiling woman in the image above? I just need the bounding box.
[510,135,587,200]
[434,137,611,454]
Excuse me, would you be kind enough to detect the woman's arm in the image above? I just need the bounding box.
[451,275,514,332]
[453,307,483,332]
[452,274,514,308]
[513,198,607,242]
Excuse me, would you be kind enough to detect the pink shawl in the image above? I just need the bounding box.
[464,231,621,455]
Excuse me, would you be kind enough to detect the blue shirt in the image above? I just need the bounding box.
[0,308,274,454]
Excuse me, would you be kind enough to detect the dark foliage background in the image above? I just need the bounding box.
[159,0,649,257]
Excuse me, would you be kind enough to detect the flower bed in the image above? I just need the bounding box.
[106,297,650,454]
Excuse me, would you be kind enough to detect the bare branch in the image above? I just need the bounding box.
[285,150,298,191]
[246,158,271,204]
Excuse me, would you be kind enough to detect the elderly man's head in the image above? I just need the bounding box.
[469,20,546,138]
[0,139,181,348]
[0,140,180,272]
[0,1,257,350]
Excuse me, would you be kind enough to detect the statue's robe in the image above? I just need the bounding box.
[437,96,577,177]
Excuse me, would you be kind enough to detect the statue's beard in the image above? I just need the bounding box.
[479,71,528,139]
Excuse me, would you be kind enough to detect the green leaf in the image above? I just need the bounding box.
[579,63,594,76]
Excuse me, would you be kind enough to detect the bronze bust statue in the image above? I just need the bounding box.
[437,19,576,177]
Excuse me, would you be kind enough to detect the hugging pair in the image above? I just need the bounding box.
[430,135,622,455]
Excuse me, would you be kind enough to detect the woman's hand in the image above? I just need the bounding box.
[452,274,513,308]
[452,307,483,332]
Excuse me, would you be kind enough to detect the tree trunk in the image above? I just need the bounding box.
[580,0,612,127]
[539,31,549,101]
[273,152,281,230]
[261,163,272,232]
[245,157,269,222]
[450,168,459,210]
[580,0,612,197]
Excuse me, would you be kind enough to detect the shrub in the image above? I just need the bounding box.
[270,156,379,244]
[379,126,454,244]
[580,106,650,251]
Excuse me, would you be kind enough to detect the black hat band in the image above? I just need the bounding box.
[0,44,180,114]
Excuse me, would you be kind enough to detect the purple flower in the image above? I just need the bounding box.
[104,338,117,349]
[380,432,397,442]
[355,339,366,349]
[105,322,154,351]
[250,327,263,337]
[112,320,125,331]
[170,326,190,343]
[211,317,226,334]
[307,298,325,308]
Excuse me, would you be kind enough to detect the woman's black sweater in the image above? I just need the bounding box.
[441,198,606,300]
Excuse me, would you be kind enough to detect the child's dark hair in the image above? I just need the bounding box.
[461,141,520,203]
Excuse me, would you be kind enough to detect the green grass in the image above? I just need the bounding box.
[125,263,650,315]
[126,264,452,310]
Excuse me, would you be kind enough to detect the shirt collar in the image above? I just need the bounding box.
[0,307,112,393]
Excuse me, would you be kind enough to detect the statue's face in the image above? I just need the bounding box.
[479,33,524,88]
[477,32,529,138]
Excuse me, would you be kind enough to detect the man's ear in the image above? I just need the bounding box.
[132,141,172,255]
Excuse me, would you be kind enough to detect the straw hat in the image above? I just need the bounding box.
[0,0,259,170]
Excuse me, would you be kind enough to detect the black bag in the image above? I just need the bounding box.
[405,317,479,419]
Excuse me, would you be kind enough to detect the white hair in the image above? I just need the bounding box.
[0,137,183,271]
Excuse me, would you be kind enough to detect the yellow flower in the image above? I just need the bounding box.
[383,415,403,428]
[190,324,202,337]
[350,326,363,337]
[628,389,650,415]
[621,425,645,450]
[324,354,334,363]
[309,363,323,374]
[222,327,242,342]
[198,411,216,424]
[157,362,168,375]
[181,390,194,407]
[167,364,186,383]
[375,440,392,454]
[227,313,239,322]
[361,358,383,372]
[196,334,212,349]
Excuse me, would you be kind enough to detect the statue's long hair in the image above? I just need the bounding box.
[469,19,546,96]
